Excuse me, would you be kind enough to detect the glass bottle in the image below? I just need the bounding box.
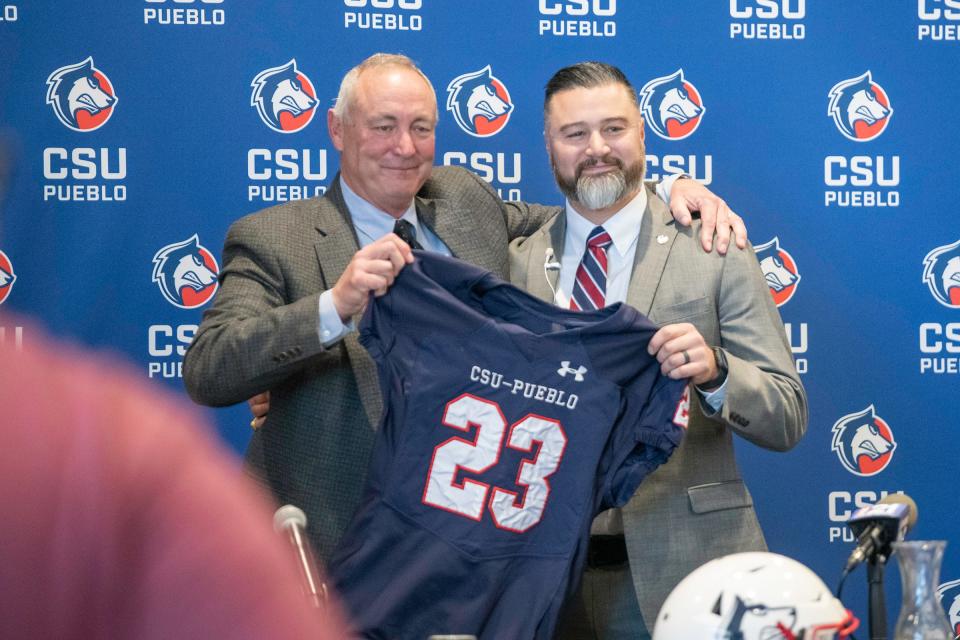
[892,540,953,640]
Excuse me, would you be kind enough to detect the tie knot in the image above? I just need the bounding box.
[393,219,423,250]
[587,226,612,250]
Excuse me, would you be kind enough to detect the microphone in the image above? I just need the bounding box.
[273,504,327,608]
[544,247,561,271]
[542,247,561,301]
[844,493,918,573]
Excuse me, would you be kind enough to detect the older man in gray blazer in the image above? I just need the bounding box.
[510,62,807,639]
[184,54,743,565]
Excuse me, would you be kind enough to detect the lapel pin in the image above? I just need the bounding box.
[657,234,669,245]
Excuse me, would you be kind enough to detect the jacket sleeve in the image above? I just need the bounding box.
[182,215,337,407]
[704,241,808,452]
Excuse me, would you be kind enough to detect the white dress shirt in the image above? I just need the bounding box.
[555,191,727,535]
[316,177,451,346]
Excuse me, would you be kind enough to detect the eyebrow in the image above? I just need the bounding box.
[366,114,436,126]
[557,117,630,133]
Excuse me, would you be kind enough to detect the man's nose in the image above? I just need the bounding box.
[585,130,610,157]
[393,129,416,156]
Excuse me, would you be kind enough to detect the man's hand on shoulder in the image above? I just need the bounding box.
[668,178,748,255]
[331,233,415,321]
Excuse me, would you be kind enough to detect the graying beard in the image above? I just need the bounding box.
[576,171,627,210]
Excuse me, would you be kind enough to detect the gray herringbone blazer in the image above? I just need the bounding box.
[184,166,552,560]
[509,187,807,623]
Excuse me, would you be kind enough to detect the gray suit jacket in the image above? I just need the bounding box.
[183,166,552,560]
[509,187,807,623]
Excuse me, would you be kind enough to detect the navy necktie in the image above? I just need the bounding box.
[393,219,423,250]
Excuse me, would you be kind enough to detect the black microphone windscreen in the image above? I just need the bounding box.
[877,493,918,530]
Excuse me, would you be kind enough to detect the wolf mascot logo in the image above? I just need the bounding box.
[45,57,118,132]
[639,69,705,141]
[723,596,803,638]
[754,237,801,307]
[937,579,960,638]
[828,71,892,142]
[831,405,897,477]
[250,59,317,133]
[151,235,219,309]
[446,65,513,137]
[922,238,960,308]
[0,250,16,305]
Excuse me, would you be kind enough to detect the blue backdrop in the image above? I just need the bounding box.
[2,0,959,630]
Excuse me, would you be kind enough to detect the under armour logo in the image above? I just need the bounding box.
[557,361,587,382]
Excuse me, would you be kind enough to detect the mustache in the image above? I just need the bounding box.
[576,156,625,178]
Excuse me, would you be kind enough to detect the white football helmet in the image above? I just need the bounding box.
[653,552,859,640]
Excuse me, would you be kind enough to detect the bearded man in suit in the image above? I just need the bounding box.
[184,53,744,563]
[509,62,807,640]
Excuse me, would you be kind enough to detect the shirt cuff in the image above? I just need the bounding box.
[318,289,354,347]
[697,377,728,414]
[654,172,684,203]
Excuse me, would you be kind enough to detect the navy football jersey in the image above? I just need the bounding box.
[328,252,686,640]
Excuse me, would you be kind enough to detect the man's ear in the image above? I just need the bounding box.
[328,109,344,152]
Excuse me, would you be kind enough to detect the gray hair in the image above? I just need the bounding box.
[332,53,437,122]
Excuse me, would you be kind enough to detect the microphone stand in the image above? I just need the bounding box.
[282,518,327,609]
[274,505,327,609]
[867,555,887,640]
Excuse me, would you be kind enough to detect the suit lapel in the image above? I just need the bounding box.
[314,175,361,289]
[522,214,566,303]
[314,176,383,430]
[626,187,677,315]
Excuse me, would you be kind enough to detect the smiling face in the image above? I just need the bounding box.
[328,64,437,217]
[545,81,646,224]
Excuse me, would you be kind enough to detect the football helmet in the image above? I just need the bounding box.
[653,552,859,640]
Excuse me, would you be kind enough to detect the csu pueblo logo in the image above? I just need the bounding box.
[45,57,118,132]
[830,405,896,476]
[827,71,892,142]
[937,579,960,637]
[446,66,513,138]
[754,237,800,307]
[251,60,317,133]
[923,238,960,308]
[151,235,219,309]
[0,250,16,305]
[639,69,705,140]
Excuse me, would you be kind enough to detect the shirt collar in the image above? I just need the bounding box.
[339,175,419,243]
[564,187,647,256]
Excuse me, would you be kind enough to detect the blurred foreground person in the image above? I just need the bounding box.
[0,318,349,640]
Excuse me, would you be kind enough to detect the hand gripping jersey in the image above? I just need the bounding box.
[328,252,686,640]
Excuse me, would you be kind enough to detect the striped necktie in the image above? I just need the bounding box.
[570,226,613,311]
